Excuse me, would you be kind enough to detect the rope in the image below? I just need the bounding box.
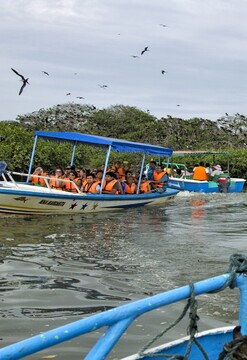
[136,253,247,360]
[217,335,247,359]
[137,284,208,359]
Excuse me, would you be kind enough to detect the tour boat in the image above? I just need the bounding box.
[0,131,179,214]
[168,151,246,193]
[0,253,246,359]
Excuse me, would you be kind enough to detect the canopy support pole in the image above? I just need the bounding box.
[70,141,77,166]
[100,145,112,194]
[26,135,38,183]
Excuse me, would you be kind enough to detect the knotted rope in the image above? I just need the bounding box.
[136,253,247,360]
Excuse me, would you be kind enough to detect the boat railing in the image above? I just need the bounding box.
[0,171,82,194]
[0,266,246,360]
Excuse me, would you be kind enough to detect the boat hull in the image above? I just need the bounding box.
[0,182,179,214]
[168,177,245,193]
[122,326,234,360]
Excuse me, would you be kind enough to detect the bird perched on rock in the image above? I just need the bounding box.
[11,68,29,95]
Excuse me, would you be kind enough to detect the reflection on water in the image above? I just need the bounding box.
[0,192,247,358]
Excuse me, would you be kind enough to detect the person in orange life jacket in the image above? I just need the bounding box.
[140,175,152,193]
[49,168,65,190]
[63,165,74,179]
[64,171,80,193]
[147,160,156,180]
[31,167,47,186]
[111,161,125,180]
[150,163,168,190]
[125,175,137,194]
[193,161,208,181]
[83,173,101,193]
[102,171,123,194]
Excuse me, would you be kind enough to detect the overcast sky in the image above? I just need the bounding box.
[1,0,247,122]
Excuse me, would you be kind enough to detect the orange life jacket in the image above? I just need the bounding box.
[65,178,79,193]
[49,176,64,190]
[83,180,100,193]
[193,166,208,181]
[153,170,167,187]
[31,172,47,187]
[140,181,150,193]
[125,183,136,194]
[111,166,125,179]
[103,179,120,194]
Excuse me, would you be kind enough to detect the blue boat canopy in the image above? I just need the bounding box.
[34,131,173,156]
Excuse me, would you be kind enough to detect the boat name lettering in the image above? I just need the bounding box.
[39,200,66,206]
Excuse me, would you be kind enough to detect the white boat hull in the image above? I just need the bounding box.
[0,182,178,214]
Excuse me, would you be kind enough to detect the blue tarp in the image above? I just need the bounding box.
[34,131,173,156]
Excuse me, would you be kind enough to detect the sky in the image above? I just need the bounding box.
[1,0,247,122]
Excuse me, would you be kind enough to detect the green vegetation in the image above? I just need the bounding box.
[0,104,247,178]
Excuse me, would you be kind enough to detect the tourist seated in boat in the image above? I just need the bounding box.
[111,161,125,180]
[147,160,156,180]
[113,171,126,193]
[82,173,101,193]
[205,162,213,177]
[125,175,137,194]
[193,161,208,181]
[122,161,131,179]
[181,166,194,179]
[64,171,80,193]
[210,164,223,181]
[102,171,123,194]
[139,175,152,193]
[63,165,75,179]
[31,167,47,187]
[149,163,168,191]
[49,168,65,190]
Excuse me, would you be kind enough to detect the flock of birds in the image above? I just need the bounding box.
[11,24,174,109]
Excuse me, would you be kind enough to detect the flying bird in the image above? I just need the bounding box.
[131,55,139,58]
[42,71,49,76]
[141,46,149,55]
[161,70,167,74]
[98,84,108,89]
[176,104,181,107]
[11,68,29,95]
[76,96,84,99]
[160,24,168,27]
[66,93,71,96]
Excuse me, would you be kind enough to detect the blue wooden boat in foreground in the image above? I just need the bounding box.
[0,132,178,214]
[0,254,246,359]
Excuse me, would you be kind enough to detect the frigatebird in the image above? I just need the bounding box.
[11,68,29,95]
[141,46,149,55]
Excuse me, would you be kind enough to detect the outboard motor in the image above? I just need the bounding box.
[218,175,230,193]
